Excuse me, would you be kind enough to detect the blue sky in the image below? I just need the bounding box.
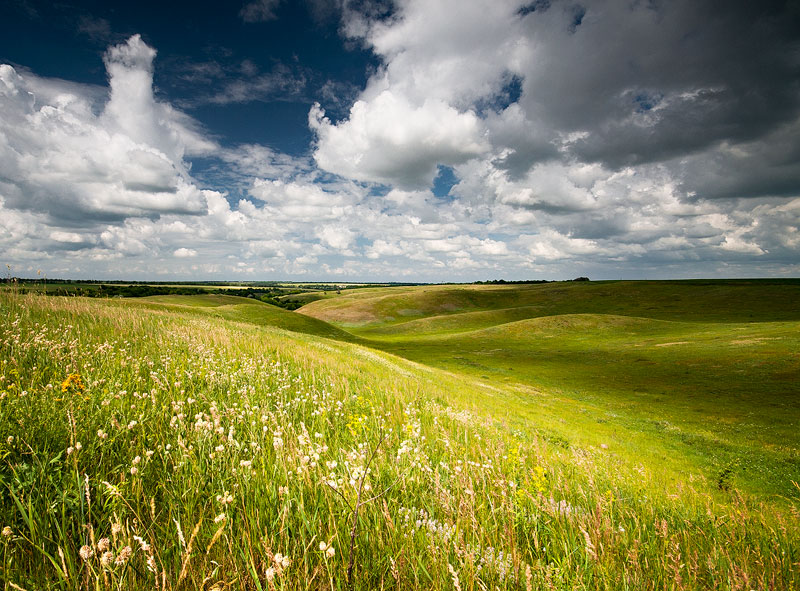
[1,0,799,281]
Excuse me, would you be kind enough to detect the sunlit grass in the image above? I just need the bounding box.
[301,282,800,500]
[1,291,798,589]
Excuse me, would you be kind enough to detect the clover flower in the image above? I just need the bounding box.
[115,546,132,565]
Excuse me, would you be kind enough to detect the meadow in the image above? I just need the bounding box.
[1,281,799,590]
[300,280,800,499]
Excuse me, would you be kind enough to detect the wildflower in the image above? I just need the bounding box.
[66,446,75,455]
[147,554,157,573]
[111,522,122,536]
[280,555,291,569]
[6,436,13,444]
[62,373,85,394]
[214,513,226,524]
[97,538,110,552]
[132,455,141,465]
[79,545,94,561]
[127,420,137,430]
[326,546,335,558]
[145,450,154,458]
[278,486,289,497]
[115,546,132,565]
[130,466,138,475]
[97,429,108,440]
[2,526,11,537]
[215,444,225,453]
[134,535,151,552]
[265,566,276,582]
[319,541,327,551]
[75,442,82,451]
[216,491,234,505]
[100,551,114,567]
[240,460,252,468]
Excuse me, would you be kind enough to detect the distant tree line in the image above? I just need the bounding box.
[472,278,589,284]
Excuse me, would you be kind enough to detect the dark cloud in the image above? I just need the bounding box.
[513,0,800,175]
[675,118,800,200]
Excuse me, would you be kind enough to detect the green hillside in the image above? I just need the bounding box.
[137,294,360,342]
[299,279,800,329]
[1,286,798,589]
[298,281,800,498]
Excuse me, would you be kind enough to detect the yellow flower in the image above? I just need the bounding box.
[61,373,85,394]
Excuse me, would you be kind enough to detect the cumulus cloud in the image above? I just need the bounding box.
[3,5,800,280]
[0,35,214,228]
[309,92,488,189]
[302,0,799,276]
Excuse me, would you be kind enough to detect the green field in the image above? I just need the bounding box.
[300,280,800,498]
[1,281,798,589]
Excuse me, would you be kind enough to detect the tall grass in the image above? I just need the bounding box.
[0,292,797,590]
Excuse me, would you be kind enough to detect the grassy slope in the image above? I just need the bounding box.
[1,292,799,589]
[299,280,800,328]
[138,294,360,342]
[299,281,800,498]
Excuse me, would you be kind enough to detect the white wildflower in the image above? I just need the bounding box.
[115,546,132,565]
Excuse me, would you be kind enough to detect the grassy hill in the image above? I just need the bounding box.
[137,294,361,342]
[299,279,800,328]
[299,281,800,499]
[1,286,798,589]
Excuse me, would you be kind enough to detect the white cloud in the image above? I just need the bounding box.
[50,231,87,243]
[316,225,355,251]
[309,91,488,189]
[2,12,799,281]
[0,36,211,224]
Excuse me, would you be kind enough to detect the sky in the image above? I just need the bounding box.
[1,0,799,281]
